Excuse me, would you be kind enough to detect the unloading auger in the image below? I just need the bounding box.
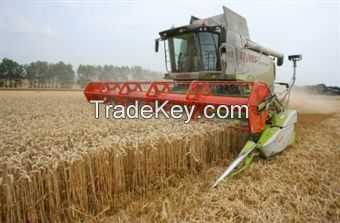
[83,6,302,187]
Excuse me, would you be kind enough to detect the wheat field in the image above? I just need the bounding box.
[0,91,339,222]
[0,91,248,222]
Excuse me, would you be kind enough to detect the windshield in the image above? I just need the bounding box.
[165,32,219,73]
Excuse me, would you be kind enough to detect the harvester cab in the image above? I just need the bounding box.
[155,6,284,91]
[83,6,302,188]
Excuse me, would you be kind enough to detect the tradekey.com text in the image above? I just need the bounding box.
[90,100,249,124]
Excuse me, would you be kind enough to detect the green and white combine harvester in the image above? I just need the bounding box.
[84,6,302,187]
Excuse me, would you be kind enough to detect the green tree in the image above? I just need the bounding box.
[77,65,97,87]
[26,61,49,88]
[54,62,74,88]
[99,65,114,81]
[47,63,59,88]
[0,58,25,87]
[26,63,37,88]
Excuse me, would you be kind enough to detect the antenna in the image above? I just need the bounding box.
[286,54,302,108]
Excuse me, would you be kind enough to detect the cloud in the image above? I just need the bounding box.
[3,9,56,38]
[93,13,116,30]
[92,12,138,33]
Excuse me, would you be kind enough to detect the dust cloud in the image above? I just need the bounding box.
[288,91,340,114]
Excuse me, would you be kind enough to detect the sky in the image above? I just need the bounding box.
[1,0,340,86]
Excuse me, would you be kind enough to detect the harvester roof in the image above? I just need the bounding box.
[159,6,250,39]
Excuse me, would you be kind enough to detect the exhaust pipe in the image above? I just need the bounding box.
[245,40,284,66]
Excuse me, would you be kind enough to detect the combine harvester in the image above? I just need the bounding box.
[84,6,302,187]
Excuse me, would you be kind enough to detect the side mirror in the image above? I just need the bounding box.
[155,39,159,52]
[288,54,302,61]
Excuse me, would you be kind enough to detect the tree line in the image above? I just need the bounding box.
[0,58,163,88]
